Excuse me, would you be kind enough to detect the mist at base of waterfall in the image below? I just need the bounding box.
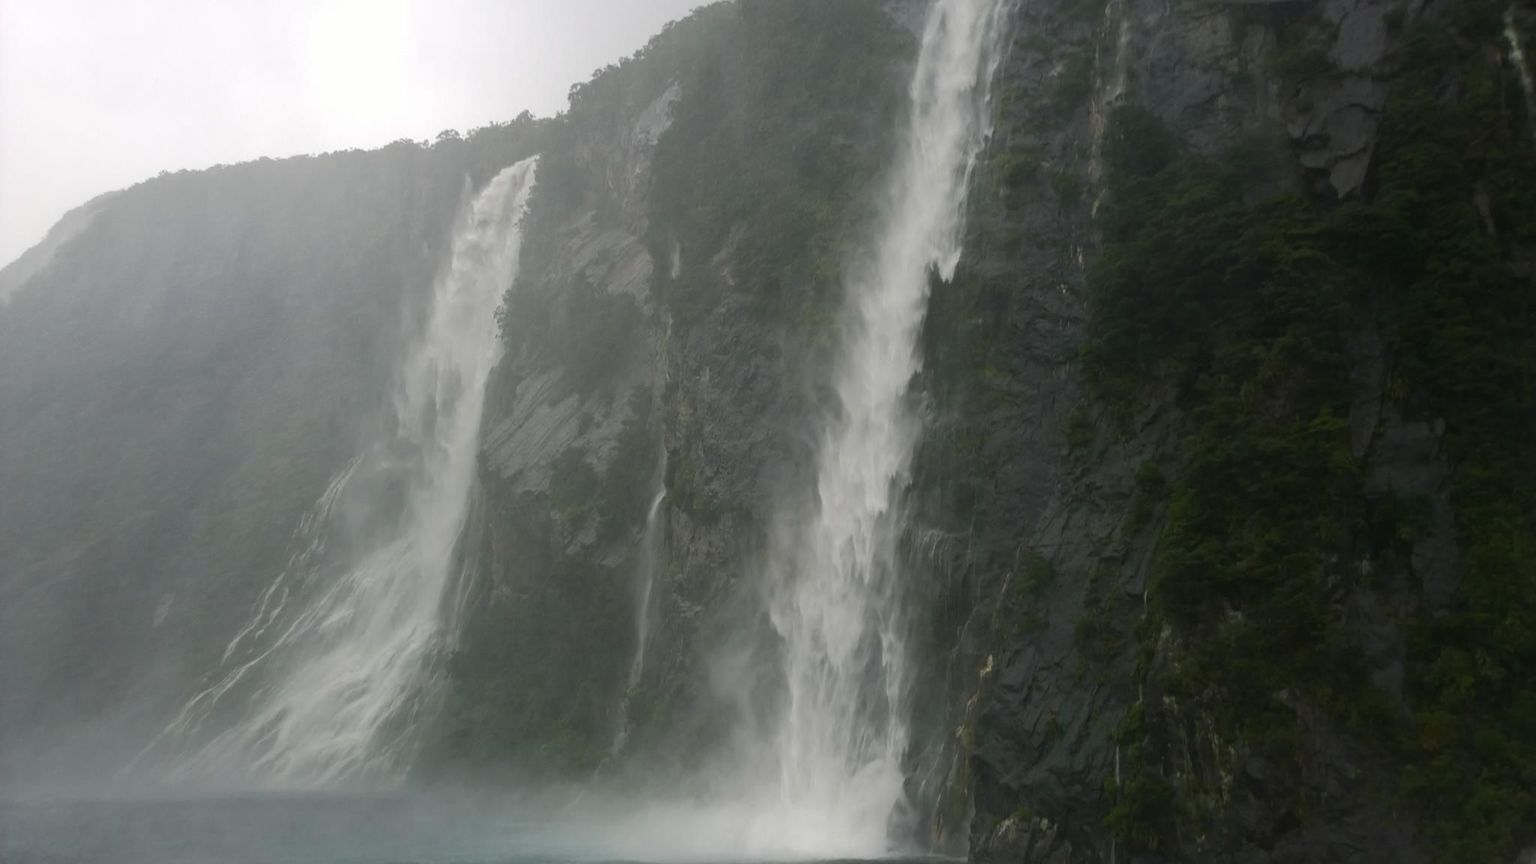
[0,789,959,864]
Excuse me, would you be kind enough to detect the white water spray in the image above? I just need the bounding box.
[758,0,1010,853]
[150,158,538,788]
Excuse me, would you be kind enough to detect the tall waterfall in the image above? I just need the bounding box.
[763,0,1009,852]
[151,158,538,788]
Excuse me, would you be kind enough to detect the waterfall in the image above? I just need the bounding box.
[761,0,1009,853]
[1508,7,1536,143]
[148,157,539,789]
[611,454,667,758]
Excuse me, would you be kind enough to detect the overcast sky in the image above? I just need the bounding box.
[0,0,701,267]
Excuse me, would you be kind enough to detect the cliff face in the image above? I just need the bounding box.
[926,0,1536,861]
[424,16,691,776]
[3,0,1531,858]
[426,0,916,778]
[0,126,539,781]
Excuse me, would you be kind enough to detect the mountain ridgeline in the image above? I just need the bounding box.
[0,0,1532,863]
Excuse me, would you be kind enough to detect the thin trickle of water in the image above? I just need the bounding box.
[1508,7,1536,143]
[760,0,1010,853]
[611,454,667,758]
[148,158,539,788]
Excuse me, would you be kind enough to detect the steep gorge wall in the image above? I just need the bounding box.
[2,1,1529,859]
[916,0,1536,861]
[0,125,540,782]
[428,0,918,779]
[426,12,698,776]
[432,2,1534,860]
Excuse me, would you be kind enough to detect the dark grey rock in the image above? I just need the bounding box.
[1364,405,1463,614]
[1331,2,1392,70]
[953,0,1432,859]
[1290,77,1388,198]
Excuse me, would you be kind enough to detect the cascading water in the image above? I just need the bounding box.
[148,157,538,788]
[760,0,1009,853]
[1508,7,1536,143]
[611,457,667,758]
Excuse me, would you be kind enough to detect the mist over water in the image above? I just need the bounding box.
[143,158,539,789]
[1,789,966,864]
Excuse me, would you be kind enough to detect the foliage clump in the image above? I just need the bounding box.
[1367,12,1536,860]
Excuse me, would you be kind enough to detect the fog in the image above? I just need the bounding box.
[1,783,959,864]
[0,0,699,267]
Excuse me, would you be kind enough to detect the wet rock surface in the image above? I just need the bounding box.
[928,0,1463,860]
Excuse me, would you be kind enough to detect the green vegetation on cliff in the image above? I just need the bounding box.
[1090,4,1535,859]
[1375,11,1536,859]
[1093,106,1387,855]
[647,0,913,520]
[651,0,911,330]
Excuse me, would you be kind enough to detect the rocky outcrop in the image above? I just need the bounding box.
[481,213,658,496]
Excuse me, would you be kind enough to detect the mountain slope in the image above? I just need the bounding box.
[0,125,540,781]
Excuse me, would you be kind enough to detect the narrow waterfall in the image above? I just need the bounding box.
[1508,7,1536,143]
[150,158,539,788]
[611,456,667,758]
[762,0,1009,852]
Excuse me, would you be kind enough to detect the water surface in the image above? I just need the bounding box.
[1,794,959,864]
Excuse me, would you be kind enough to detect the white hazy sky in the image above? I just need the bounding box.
[0,0,702,267]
